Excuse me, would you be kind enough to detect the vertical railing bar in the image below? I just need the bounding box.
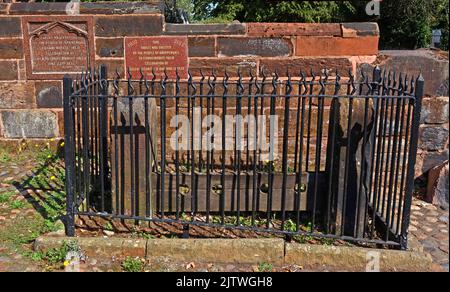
[74,78,83,211]
[296,72,307,231]
[205,72,214,223]
[81,72,90,211]
[384,75,404,240]
[175,70,181,220]
[355,74,370,239]
[220,71,229,225]
[380,82,397,220]
[63,74,75,236]
[391,93,407,233]
[252,75,260,226]
[305,72,315,173]
[399,74,424,250]
[71,79,78,212]
[199,71,205,170]
[341,71,356,236]
[142,69,151,218]
[93,70,99,183]
[280,73,291,230]
[127,68,136,218]
[88,71,93,185]
[113,70,120,216]
[312,72,325,233]
[376,73,394,215]
[99,65,108,213]
[246,72,254,213]
[266,72,277,229]
[325,72,340,234]
[160,70,168,218]
[396,95,413,234]
[257,71,267,216]
[190,73,197,217]
[372,71,390,237]
[236,70,243,225]
[368,68,383,239]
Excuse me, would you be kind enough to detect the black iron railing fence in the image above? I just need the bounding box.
[63,65,424,249]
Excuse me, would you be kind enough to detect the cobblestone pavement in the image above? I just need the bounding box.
[409,198,449,272]
[0,154,42,272]
[1,147,449,272]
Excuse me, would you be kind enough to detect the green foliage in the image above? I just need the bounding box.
[257,262,273,272]
[191,0,354,23]
[0,191,15,204]
[0,151,10,163]
[10,200,26,210]
[375,0,438,49]
[134,231,156,240]
[434,0,449,51]
[44,241,80,265]
[122,257,144,272]
[189,0,448,50]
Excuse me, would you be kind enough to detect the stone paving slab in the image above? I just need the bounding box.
[409,198,449,271]
[0,146,448,272]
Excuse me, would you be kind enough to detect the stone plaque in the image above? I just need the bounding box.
[125,36,188,79]
[22,16,95,80]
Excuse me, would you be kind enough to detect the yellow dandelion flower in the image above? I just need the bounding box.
[50,176,57,181]
[60,142,65,147]
[63,260,69,267]
[50,138,55,142]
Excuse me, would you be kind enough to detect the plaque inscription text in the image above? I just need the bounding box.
[23,16,94,79]
[125,36,188,79]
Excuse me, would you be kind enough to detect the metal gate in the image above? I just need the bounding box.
[63,65,424,249]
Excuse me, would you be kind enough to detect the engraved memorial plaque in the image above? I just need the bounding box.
[125,36,188,79]
[23,16,95,80]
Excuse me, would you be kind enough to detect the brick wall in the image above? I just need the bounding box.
[0,2,379,142]
[2,2,448,178]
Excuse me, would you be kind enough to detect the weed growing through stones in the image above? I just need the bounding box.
[0,191,16,204]
[43,240,83,270]
[0,150,10,163]
[257,262,273,272]
[122,257,144,272]
[104,222,114,231]
[10,200,26,210]
[133,231,156,240]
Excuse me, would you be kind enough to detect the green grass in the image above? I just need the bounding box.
[10,200,26,210]
[257,262,273,272]
[0,213,47,246]
[133,231,156,240]
[0,191,16,203]
[44,241,81,265]
[104,222,114,231]
[122,257,144,272]
[0,151,10,163]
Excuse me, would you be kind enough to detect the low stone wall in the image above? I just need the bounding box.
[360,49,449,178]
[367,50,449,177]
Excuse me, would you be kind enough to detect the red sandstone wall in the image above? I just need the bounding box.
[0,2,379,142]
[1,2,448,178]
